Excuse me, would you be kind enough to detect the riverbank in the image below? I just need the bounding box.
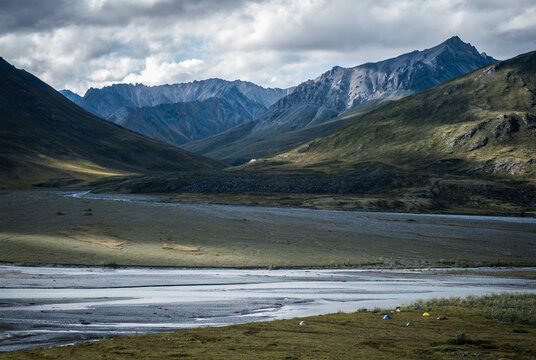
[89,169,536,217]
[1,265,535,353]
[149,191,536,218]
[1,190,536,268]
[2,293,535,359]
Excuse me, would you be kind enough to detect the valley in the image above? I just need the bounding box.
[1,9,536,356]
[245,50,536,177]
[183,36,497,164]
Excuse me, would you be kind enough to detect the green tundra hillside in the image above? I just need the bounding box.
[245,50,536,179]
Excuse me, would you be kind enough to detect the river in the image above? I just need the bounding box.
[1,265,535,352]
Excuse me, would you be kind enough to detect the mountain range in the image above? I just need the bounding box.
[0,57,222,188]
[65,79,290,146]
[105,87,270,146]
[184,36,497,164]
[101,49,536,215]
[246,50,536,179]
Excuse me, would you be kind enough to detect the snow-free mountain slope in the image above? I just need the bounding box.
[245,50,536,178]
[73,78,290,145]
[76,79,289,119]
[185,36,497,164]
[107,86,268,146]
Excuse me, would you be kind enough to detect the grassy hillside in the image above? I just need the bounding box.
[244,51,536,179]
[0,58,222,188]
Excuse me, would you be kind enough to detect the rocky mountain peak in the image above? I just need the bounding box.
[183,38,502,165]
[258,36,497,129]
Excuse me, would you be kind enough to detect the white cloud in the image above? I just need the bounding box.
[122,57,205,85]
[496,6,536,33]
[1,0,535,95]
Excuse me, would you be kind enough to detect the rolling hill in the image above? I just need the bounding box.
[0,57,222,188]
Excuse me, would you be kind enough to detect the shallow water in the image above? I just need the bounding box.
[63,190,536,224]
[1,265,535,352]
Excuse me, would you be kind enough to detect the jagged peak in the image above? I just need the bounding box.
[313,36,495,82]
[444,35,464,45]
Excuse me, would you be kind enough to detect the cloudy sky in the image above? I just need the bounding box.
[1,0,535,95]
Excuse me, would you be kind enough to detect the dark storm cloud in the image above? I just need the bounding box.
[0,0,259,34]
[0,0,534,93]
[0,0,73,34]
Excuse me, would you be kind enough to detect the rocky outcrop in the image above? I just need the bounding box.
[93,169,424,195]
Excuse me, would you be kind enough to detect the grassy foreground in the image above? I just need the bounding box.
[3,293,535,359]
[446,269,536,280]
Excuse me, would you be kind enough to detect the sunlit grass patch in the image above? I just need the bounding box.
[61,224,129,250]
[37,154,131,177]
[411,293,536,325]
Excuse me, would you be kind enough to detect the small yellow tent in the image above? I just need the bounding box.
[423,312,430,317]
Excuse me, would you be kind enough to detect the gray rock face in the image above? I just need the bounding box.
[74,78,289,145]
[107,87,268,146]
[252,36,497,133]
[76,78,289,120]
[59,89,81,103]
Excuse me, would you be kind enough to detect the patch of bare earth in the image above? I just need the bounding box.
[61,225,128,249]
[161,235,199,252]
[162,244,199,252]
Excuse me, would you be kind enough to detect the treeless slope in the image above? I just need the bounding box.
[184,36,497,165]
[245,50,536,178]
[0,57,222,187]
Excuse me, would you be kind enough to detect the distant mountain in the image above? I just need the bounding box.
[107,86,269,146]
[0,57,222,188]
[73,79,289,146]
[185,36,498,165]
[245,50,536,178]
[59,89,81,102]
